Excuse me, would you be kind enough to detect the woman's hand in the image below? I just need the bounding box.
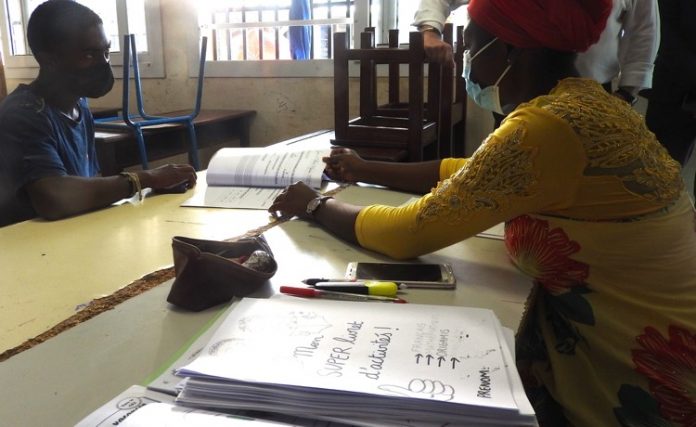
[268,181,321,220]
[323,147,366,183]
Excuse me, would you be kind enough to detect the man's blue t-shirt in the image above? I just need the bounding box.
[0,84,99,226]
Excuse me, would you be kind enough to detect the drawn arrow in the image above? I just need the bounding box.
[426,354,434,365]
[415,353,423,364]
[437,356,447,367]
[451,357,460,369]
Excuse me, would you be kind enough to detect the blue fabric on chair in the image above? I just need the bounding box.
[289,0,311,60]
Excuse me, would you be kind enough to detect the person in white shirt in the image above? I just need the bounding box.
[413,0,660,106]
[575,0,660,105]
[412,0,469,66]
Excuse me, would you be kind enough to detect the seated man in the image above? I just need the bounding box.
[0,0,196,227]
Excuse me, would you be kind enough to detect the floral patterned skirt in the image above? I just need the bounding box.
[505,193,696,427]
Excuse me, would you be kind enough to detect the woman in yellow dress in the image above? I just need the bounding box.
[269,0,696,425]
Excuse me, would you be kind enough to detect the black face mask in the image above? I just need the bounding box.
[68,62,114,98]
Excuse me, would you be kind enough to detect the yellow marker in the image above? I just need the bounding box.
[312,281,400,297]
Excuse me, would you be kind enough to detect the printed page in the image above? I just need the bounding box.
[181,186,283,210]
[207,147,330,189]
[111,403,303,427]
[75,385,174,427]
[177,298,520,414]
[77,385,347,427]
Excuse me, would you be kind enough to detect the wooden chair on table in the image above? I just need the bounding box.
[332,29,439,162]
[332,25,466,161]
[370,24,466,159]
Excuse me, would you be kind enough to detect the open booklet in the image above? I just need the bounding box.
[183,146,330,210]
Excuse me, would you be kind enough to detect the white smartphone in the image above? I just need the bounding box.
[345,262,456,289]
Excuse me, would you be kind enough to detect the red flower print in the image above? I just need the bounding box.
[505,215,589,295]
[632,325,696,426]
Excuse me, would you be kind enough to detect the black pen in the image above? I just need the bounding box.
[313,281,400,297]
[302,277,355,286]
[280,286,407,303]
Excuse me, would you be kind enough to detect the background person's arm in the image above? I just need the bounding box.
[413,0,467,33]
[26,164,197,220]
[412,0,467,65]
[617,0,660,96]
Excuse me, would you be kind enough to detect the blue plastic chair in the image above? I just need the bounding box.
[95,34,208,170]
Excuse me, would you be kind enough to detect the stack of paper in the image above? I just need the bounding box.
[174,298,535,426]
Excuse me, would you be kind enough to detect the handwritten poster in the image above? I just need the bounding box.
[176,298,534,425]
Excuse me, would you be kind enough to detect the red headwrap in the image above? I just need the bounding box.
[467,0,612,52]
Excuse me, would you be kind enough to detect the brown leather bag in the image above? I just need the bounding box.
[167,235,277,311]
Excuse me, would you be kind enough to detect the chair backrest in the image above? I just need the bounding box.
[358,27,443,123]
[333,30,430,160]
[333,30,428,127]
[121,34,208,124]
[333,25,465,160]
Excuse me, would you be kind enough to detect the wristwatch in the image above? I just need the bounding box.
[306,196,333,217]
[615,88,637,106]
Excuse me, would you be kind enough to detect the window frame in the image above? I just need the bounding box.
[0,0,165,79]
[189,0,372,78]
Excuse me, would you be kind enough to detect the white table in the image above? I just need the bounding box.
[0,183,531,426]
[0,131,333,352]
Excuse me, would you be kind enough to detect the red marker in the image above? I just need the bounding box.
[280,286,407,303]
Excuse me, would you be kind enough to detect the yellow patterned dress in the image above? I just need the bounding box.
[354,78,696,426]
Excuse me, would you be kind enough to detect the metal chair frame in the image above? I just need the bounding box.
[95,34,208,170]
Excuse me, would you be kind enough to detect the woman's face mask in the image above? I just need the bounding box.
[463,37,512,115]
